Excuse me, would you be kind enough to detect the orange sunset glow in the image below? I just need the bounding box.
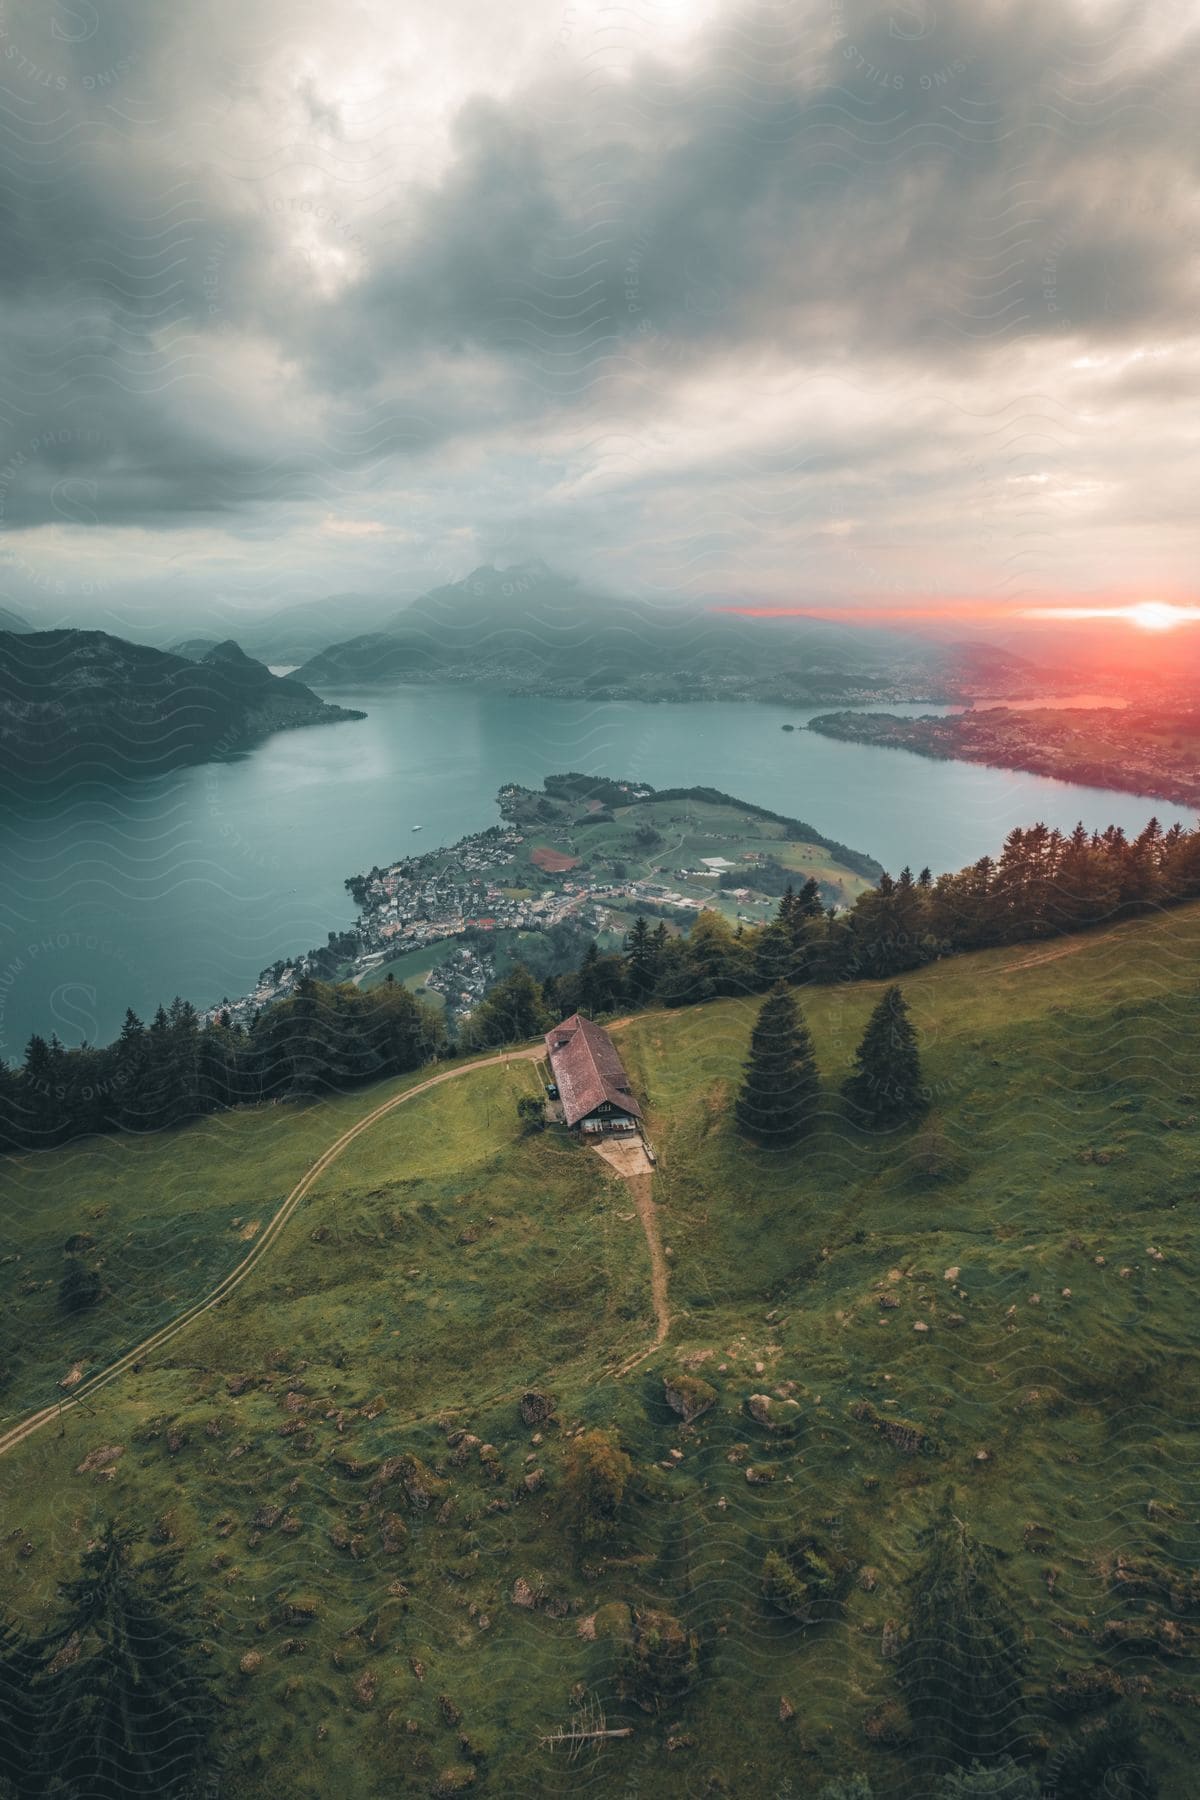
[713,601,1200,635]
[1027,603,1200,632]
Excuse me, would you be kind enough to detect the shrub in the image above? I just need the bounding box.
[59,1260,102,1313]
[563,1429,633,1543]
[1049,1705,1158,1799]
[940,1760,1039,1798]
[762,1533,852,1624]
[622,1608,698,1712]
[762,1550,812,1620]
[516,1094,546,1132]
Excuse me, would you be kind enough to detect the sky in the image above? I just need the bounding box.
[0,0,1197,642]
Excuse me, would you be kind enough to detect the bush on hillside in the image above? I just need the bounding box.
[563,1428,633,1543]
[59,1259,102,1313]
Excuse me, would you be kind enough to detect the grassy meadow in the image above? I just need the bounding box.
[2,905,1200,1795]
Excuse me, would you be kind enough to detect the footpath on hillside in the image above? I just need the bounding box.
[590,1138,671,1372]
[0,1046,544,1463]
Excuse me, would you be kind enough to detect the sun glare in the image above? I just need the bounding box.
[1127,601,1183,631]
[1026,602,1200,632]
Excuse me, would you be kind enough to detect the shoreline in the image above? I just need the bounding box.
[807,709,1200,812]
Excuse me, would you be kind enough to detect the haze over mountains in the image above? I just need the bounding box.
[292,560,1058,704]
[4,562,1107,717]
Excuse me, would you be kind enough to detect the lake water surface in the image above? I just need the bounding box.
[0,687,1190,1058]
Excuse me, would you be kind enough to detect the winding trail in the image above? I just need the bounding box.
[0,1047,543,1464]
[620,1172,671,1371]
[590,1137,671,1376]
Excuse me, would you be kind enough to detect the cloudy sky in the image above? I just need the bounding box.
[0,0,1196,640]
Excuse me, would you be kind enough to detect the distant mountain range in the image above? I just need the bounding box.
[292,560,1058,704]
[0,631,364,781]
[0,605,33,635]
[161,595,399,666]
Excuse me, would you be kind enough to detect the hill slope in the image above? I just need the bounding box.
[2,907,1199,1795]
[0,630,365,780]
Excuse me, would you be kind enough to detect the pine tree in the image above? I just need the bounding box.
[625,916,658,1001]
[111,1008,149,1131]
[0,1611,38,1797]
[896,1495,1026,1773]
[578,941,603,1012]
[843,984,926,1126]
[753,919,794,989]
[796,876,824,919]
[460,962,548,1049]
[37,1523,214,1798]
[734,984,820,1145]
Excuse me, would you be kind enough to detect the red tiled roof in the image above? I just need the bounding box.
[545,1013,642,1128]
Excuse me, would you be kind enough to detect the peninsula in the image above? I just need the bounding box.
[206,774,881,1027]
[808,704,1200,808]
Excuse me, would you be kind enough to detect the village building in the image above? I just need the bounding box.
[545,1013,643,1136]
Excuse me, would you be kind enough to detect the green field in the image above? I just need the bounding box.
[473,784,878,914]
[358,941,450,1002]
[2,906,1200,1795]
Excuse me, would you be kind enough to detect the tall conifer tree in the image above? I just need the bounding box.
[37,1524,213,1798]
[897,1495,1026,1773]
[735,984,820,1145]
[843,984,926,1125]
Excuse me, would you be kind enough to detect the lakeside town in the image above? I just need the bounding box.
[808,705,1200,809]
[201,776,877,1028]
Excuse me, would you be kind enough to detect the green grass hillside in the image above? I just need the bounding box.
[2,906,1200,1796]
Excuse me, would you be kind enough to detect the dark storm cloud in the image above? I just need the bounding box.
[329,0,1200,388]
[0,0,1196,607]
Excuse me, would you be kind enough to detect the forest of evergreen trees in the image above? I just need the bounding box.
[3,815,1197,1154]
[540,814,1200,1015]
[0,975,446,1154]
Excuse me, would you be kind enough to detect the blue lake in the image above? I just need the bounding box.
[0,687,1189,1057]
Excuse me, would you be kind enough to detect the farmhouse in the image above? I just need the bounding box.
[545,1013,643,1135]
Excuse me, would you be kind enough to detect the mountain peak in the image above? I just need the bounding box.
[202,638,260,668]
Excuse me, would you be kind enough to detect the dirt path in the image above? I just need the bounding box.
[1002,931,1118,973]
[592,1144,670,1376]
[625,1172,670,1357]
[0,1046,542,1464]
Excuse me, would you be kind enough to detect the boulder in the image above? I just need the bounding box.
[371,1453,445,1510]
[431,1768,476,1798]
[75,1444,124,1477]
[380,1512,408,1554]
[663,1372,717,1423]
[519,1390,555,1426]
[746,1393,800,1432]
